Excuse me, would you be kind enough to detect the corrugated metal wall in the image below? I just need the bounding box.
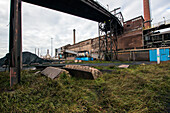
[149,48,170,61]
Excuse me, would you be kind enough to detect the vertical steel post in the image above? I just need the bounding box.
[105,30,108,61]
[114,23,118,60]
[110,19,113,61]
[98,23,101,60]
[9,0,22,86]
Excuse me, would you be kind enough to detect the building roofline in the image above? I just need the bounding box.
[124,15,144,23]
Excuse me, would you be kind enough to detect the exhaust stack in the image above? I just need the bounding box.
[143,0,151,28]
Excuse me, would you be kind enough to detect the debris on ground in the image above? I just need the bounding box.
[118,64,129,68]
[74,60,78,63]
[64,65,102,80]
[41,67,69,80]
[34,71,41,75]
[140,63,146,66]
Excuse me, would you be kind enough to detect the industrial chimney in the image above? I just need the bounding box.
[73,29,76,45]
[143,0,151,28]
[47,49,49,55]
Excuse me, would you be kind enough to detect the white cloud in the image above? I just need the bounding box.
[0,0,170,57]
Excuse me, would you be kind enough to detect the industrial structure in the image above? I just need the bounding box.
[9,0,123,86]
[8,0,170,86]
[56,0,170,61]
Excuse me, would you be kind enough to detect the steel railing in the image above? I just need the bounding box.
[151,19,170,28]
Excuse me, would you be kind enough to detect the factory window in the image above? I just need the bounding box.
[86,42,89,44]
[127,25,130,27]
[165,34,170,40]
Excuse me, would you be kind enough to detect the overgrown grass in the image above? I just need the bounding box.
[0,63,170,112]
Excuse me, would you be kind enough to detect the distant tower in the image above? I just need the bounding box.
[38,48,39,57]
[51,38,53,57]
[73,29,76,44]
[35,48,36,55]
[143,0,151,28]
[47,49,49,55]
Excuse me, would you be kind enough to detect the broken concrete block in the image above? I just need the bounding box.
[64,65,102,80]
[79,60,82,63]
[118,65,129,68]
[74,60,78,63]
[41,67,69,80]
[34,71,41,75]
[140,63,146,66]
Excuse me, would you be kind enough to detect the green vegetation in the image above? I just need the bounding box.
[0,63,170,112]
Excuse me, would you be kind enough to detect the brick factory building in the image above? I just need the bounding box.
[56,14,170,61]
[55,0,170,61]
[56,16,144,60]
[118,16,144,50]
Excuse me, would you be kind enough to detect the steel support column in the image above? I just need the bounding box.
[98,18,120,61]
[110,19,113,61]
[9,0,22,86]
[104,30,108,61]
[98,23,101,60]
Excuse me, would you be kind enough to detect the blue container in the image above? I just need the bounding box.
[76,57,93,61]
[149,48,170,62]
[149,49,157,61]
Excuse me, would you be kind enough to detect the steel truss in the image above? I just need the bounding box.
[98,18,119,61]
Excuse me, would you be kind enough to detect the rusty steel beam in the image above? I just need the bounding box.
[9,0,22,86]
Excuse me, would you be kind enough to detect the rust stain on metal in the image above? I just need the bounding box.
[10,67,18,87]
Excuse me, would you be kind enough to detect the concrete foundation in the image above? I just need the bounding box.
[64,65,102,80]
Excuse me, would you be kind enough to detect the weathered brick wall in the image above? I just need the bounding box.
[67,39,92,52]
[118,29,143,49]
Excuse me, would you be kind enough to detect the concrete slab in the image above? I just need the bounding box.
[64,65,102,80]
[41,67,68,79]
[118,65,129,68]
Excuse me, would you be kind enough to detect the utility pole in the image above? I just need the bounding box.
[163,17,166,24]
[51,38,53,57]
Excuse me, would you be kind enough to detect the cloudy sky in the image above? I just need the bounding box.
[0,0,170,58]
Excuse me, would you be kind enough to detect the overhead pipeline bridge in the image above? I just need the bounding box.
[22,0,123,30]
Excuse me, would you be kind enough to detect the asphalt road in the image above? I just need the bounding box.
[0,61,153,72]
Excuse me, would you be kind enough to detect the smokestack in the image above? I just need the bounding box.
[38,48,39,57]
[47,49,49,55]
[73,29,76,45]
[143,0,151,28]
